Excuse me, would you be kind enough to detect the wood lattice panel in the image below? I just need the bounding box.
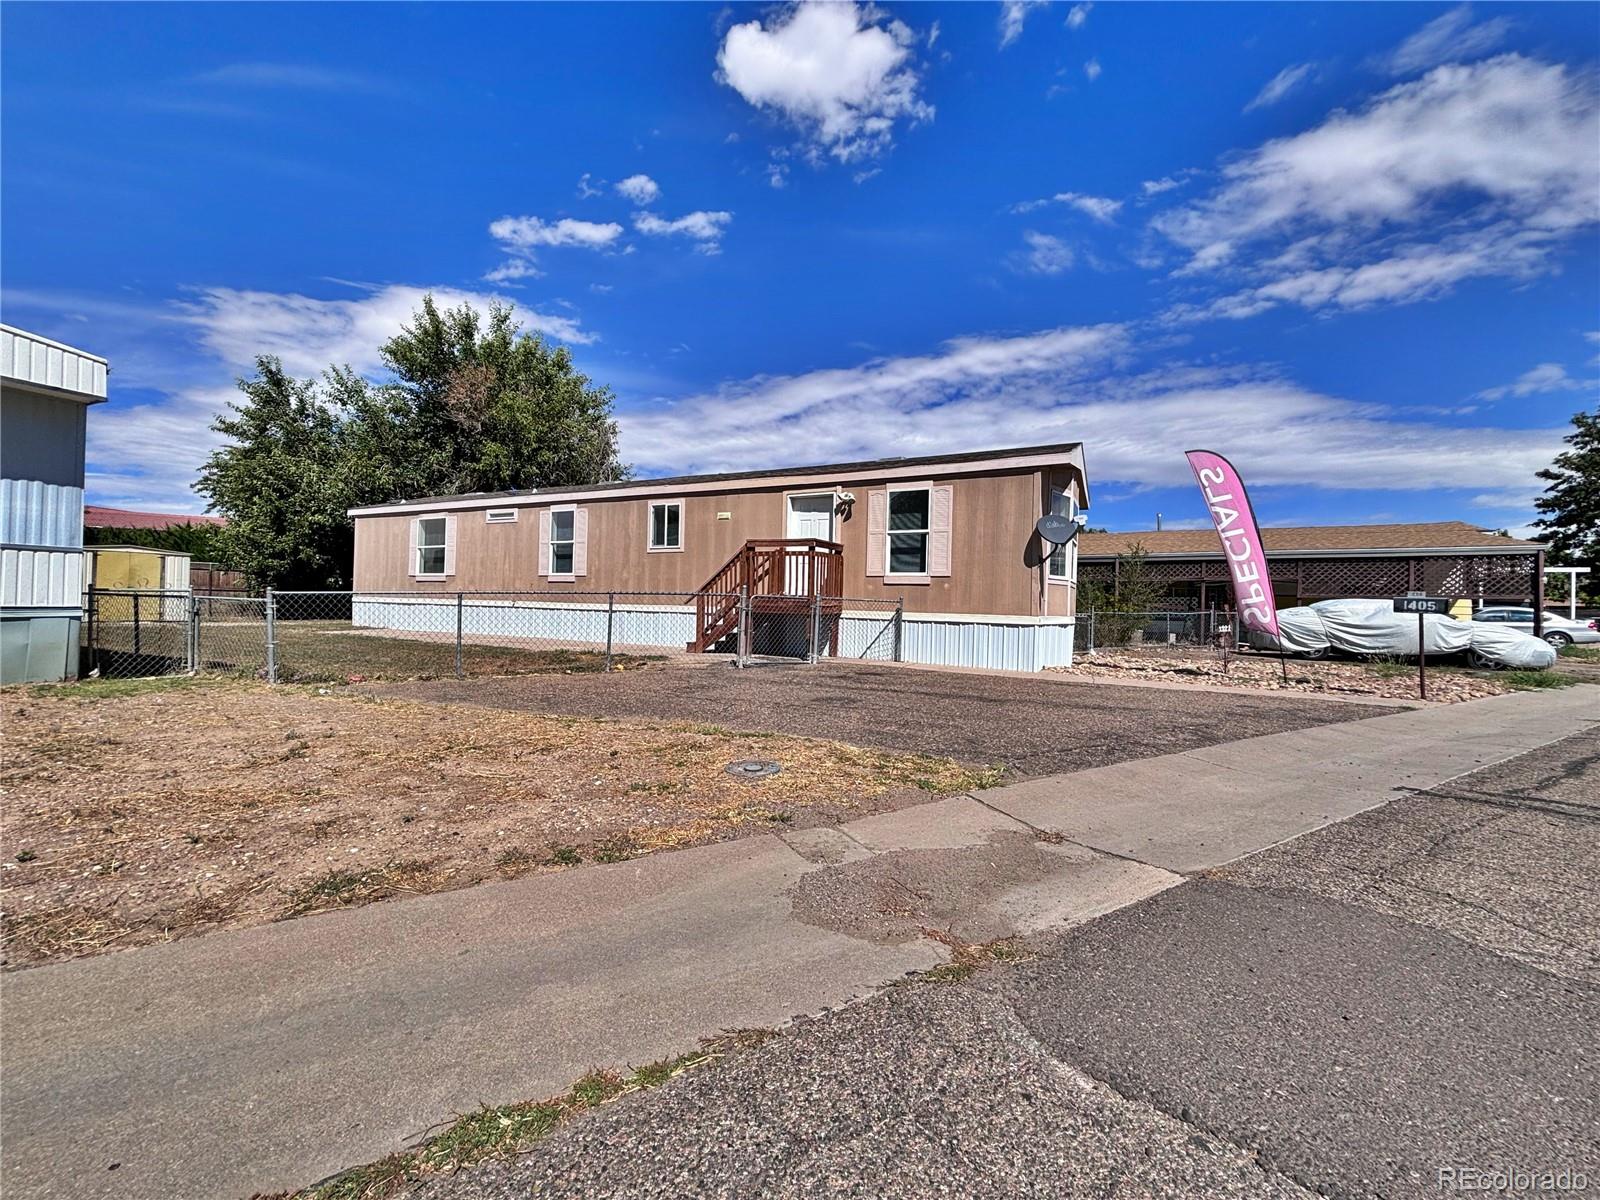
[1079,552,1537,603]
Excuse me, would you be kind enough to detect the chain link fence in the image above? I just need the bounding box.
[77,588,911,683]
[1074,609,1237,655]
[81,589,268,680]
[736,595,905,665]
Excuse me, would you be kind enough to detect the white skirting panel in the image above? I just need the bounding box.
[1,547,84,609]
[354,595,1074,670]
[835,611,1075,671]
[353,596,697,650]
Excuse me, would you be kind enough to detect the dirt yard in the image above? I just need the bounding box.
[0,677,995,969]
[1052,646,1575,703]
[372,659,1392,777]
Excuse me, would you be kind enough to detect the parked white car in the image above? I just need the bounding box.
[1246,598,1557,670]
[1469,607,1600,649]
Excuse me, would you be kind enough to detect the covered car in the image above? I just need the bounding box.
[1244,599,1556,669]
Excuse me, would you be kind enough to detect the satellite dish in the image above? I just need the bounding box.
[1036,513,1079,545]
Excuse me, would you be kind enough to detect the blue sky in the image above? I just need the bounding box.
[3,1,1597,534]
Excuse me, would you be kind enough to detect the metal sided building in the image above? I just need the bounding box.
[348,442,1090,671]
[1,325,108,682]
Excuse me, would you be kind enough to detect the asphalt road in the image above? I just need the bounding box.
[374,660,1387,777]
[423,727,1600,1200]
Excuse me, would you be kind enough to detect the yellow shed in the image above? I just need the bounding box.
[84,546,191,620]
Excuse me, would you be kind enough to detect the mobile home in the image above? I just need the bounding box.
[1,325,107,683]
[348,443,1090,671]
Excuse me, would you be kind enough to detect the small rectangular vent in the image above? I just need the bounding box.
[486,509,518,524]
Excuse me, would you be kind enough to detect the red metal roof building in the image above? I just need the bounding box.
[83,506,225,530]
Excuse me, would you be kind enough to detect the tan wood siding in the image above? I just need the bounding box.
[352,468,1061,616]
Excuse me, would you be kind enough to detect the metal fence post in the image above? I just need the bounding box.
[85,585,98,677]
[188,595,200,672]
[736,585,750,668]
[455,592,465,679]
[893,598,904,662]
[264,589,278,683]
[1088,608,1096,655]
[809,592,822,664]
[604,592,615,672]
[132,593,142,657]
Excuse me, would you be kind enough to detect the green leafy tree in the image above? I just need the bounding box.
[197,359,358,590]
[1079,541,1168,645]
[1532,406,1599,603]
[379,297,627,496]
[84,521,225,559]
[197,296,628,590]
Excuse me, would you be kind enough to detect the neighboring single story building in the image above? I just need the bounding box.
[1079,522,1547,616]
[348,442,1089,670]
[84,505,226,532]
[1,324,108,683]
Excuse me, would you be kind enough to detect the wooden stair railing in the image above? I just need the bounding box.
[687,538,843,652]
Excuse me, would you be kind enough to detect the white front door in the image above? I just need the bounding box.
[786,494,835,592]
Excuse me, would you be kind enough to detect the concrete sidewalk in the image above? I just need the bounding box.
[2,685,1593,1200]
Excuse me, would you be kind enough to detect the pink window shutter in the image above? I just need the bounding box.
[443,515,458,577]
[538,510,552,576]
[408,518,420,579]
[865,489,887,577]
[929,484,953,577]
[572,508,589,577]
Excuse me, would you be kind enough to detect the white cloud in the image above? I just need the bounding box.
[73,283,593,510]
[1378,4,1511,76]
[1475,362,1589,401]
[1083,58,1102,82]
[632,209,733,252]
[618,328,1564,501]
[1000,1,1047,48]
[615,174,661,205]
[1141,176,1183,196]
[576,173,603,199]
[1014,191,1122,221]
[1066,3,1092,30]
[1056,192,1121,222]
[489,215,624,252]
[485,215,625,280]
[1169,224,1556,320]
[1244,62,1315,112]
[190,62,390,93]
[716,1,933,163]
[1156,56,1600,317]
[181,285,593,382]
[1016,231,1075,275]
[482,259,542,284]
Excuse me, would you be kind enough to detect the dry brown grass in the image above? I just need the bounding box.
[1,678,997,969]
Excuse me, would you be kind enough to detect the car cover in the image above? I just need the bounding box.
[1467,623,1558,669]
[1310,599,1473,656]
[1266,606,1333,655]
[1245,598,1551,668]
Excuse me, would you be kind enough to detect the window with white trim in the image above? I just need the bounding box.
[649,500,682,550]
[1048,488,1072,580]
[550,509,576,575]
[416,517,448,576]
[887,487,930,576]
